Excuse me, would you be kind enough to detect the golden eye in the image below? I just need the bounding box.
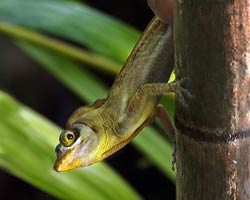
[60,130,77,147]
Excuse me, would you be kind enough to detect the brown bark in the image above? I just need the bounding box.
[174,0,250,199]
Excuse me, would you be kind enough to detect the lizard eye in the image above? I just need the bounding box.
[59,130,79,147]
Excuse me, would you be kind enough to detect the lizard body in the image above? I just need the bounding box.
[54,3,176,172]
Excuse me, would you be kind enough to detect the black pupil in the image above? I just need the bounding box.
[67,133,74,140]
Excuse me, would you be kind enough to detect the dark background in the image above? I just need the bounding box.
[0,0,175,199]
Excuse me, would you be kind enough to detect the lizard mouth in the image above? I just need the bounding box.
[54,146,79,172]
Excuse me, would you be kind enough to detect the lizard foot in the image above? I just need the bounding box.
[174,78,194,108]
[172,141,176,171]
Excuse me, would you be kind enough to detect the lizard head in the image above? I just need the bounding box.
[53,117,143,172]
[53,102,142,172]
[54,122,107,172]
[54,102,112,172]
[53,103,127,172]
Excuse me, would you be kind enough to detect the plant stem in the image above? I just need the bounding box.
[0,22,120,74]
[174,0,250,199]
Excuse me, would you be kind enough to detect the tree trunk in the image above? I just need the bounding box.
[174,0,250,199]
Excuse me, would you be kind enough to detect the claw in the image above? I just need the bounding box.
[174,78,194,108]
[172,141,176,171]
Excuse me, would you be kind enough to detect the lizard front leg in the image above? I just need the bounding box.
[125,80,191,170]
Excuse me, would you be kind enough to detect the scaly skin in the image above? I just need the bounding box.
[54,9,175,172]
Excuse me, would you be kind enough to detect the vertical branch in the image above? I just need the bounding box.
[174,0,250,199]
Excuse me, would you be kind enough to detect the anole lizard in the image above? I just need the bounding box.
[54,0,179,172]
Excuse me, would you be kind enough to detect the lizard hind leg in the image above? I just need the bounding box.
[154,105,176,171]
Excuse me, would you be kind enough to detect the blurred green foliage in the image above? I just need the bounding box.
[0,0,175,199]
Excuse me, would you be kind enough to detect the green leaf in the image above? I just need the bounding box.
[0,22,120,74]
[16,41,107,102]
[0,0,176,181]
[0,0,140,64]
[0,91,140,200]
[18,41,175,181]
